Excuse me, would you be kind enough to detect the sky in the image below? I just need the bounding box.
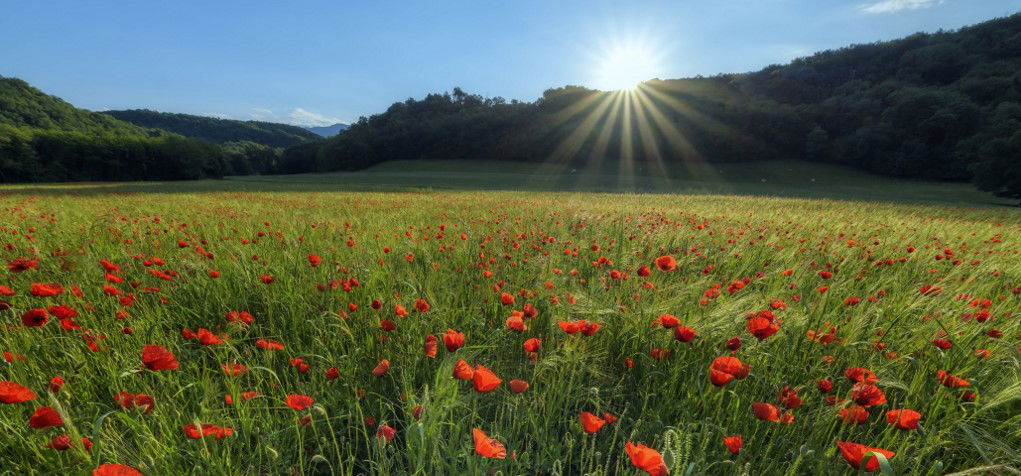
[2,0,1019,126]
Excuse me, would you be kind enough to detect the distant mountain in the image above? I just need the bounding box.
[104,109,321,148]
[304,122,348,137]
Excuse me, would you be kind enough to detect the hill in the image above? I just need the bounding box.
[0,76,287,182]
[104,109,322,148]
[292,13,1021,202]
[304,122,348,137]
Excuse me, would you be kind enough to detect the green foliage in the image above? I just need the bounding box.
[0,77,296,182]
[104,109,321,148]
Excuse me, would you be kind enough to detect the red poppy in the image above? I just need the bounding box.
[221,363,248,376]
[377,425,397,441]
[844,367,878,384]
[325,367,340,380]
[22,308,50,327]
[523,338,542,353]
[424,335,438,358]
[443,329,465,352]
[836,442,894,472]
[48,376,64,393]
[286,394,314,411]
[472,428,507,459]
[30,283,63,297]
[499,293,515,305]
[453,360,475,380]
[777,386,802,409]
[182,423,233,440]
[508,379,529,393]
[723,435,742,455]
[29,406,64,429]
[196,328,223,346]
[44,434,93,451]
[747,316,779,340]
[839,405,870,424]
[654,255,677,272]
[472,365,502,393]
[141,346,178,371]
[256,339,285,350]
[851,383,887,407]
[937,370,971,388]
[579,412,607,433]
[307,254,322,267]
[656,314,680,328]
[372,359,391,377]
[817,380,833,393]
[0,381,37,404]
[709,356,750,387]
[674,326,697,343]
[8,258,39,273]
[886,409,921,430]
[624,442,668,476]
[505,311,526,332]
[93,464,143,476]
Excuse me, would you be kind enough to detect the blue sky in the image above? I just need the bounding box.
[2,0,1018,125]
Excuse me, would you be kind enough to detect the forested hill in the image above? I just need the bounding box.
[1,77,148,135]
[104,109,321,148]
[1,77,292,182]
[296,12,1021,200]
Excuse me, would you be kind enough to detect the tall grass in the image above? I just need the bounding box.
[1,185,1019,475]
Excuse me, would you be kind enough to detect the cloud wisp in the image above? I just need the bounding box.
[248,107,343,126]
[860,0,944,14]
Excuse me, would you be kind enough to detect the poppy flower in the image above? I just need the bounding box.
[505,312,526,332]
[656,314,680,328]
[723,435,742,455]
[523,338,541,353]
[844,368,878,384]
[48,376,64,393]
[654,255,677,272]
[836,442,894,472]
[726,336,742,351]
[579,412,606,433]
[508,379,529,393]
[256,339,284,350]
[196,328,223,346]
[886,409,921,430]
[752,402,793,424]
[424,335,438,358]
[286,394,314,411]
[325,367,340,380]
[0,381,37,404]
[44,434,92,451]
[472,365,502,393]
[453,360,475,380]
[307,254,322,267]
[141,346,178,371]
[221,363,248,376]
[674,326,697,343]
[8,258,39,273]
[30,283,63,297]
[747,316,779,340]
[472,428,507,459]
[624,442,668,476]
[377,425,397,442]
[372,359,391,377]
[777,386,802,409]
[499,293,515,305]
[839,405,870,424]
[29,406,64,429]
[558,321,581,334]
[22,309,50,327]
[817,380,833,393]
[443,329,465,352]
[709,356,750,387]
[182,423,233,440]
[851,383,887,407]
[93,464,143,476]
[937,370,971,388]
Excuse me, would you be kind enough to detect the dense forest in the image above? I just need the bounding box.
[294,13,1021,201]
[104,109,320,148]
[0,77,325,182]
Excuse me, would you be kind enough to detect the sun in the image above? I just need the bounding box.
[594,41,661,91]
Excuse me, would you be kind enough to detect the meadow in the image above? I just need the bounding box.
[1,161,1020,475]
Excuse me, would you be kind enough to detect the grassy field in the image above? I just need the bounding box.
[1,161,1020,475]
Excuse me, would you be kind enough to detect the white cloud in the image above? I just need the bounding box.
[248,108,278,121]
[246,107,344,126]
[201,112,229,119]
[287,108,343,127]
[860,0,943,14]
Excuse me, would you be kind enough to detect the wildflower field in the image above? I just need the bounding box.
[1,180,1020,475]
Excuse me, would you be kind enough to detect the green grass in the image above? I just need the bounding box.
[1,165,1020,475]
